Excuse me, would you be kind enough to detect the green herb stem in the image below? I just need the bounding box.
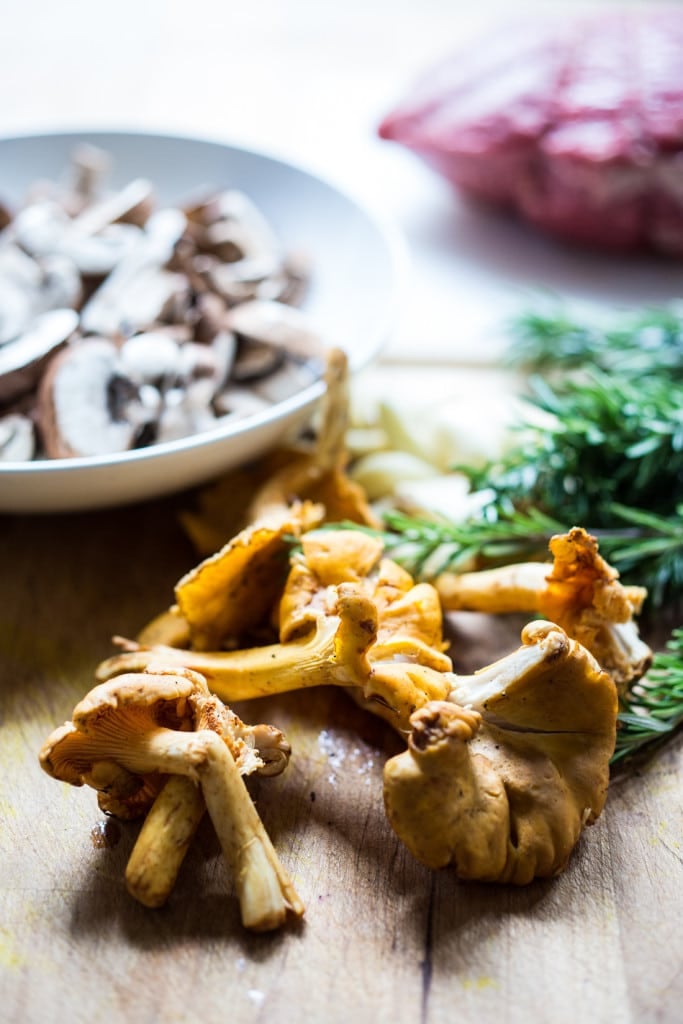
[613,629,683,763]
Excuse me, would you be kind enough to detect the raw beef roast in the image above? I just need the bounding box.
[379,8,683,256]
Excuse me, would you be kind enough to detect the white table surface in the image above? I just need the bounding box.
[2,0,682,369]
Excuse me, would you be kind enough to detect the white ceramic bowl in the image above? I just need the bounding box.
[0,130,404,513]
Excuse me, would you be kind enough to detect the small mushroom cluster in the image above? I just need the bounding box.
[94,517,622,891]
[40,664,303,931]
[0,145,325,461]
[38,355,652,930]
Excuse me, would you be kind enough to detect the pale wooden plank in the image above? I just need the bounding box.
[1,490,681,1024]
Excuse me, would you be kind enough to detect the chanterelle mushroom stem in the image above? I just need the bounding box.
[99,584,381,697]
[435,561,548,614]
[127,696,292,911]
[128,720,303,929]
[98,720,299,929]
[166,727,302,931]
[126,775,206,909]
[98,613,362,695]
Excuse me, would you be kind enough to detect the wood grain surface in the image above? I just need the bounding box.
[1,480,681,1024]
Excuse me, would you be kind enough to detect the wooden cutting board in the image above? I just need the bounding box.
[1,493,681,1024]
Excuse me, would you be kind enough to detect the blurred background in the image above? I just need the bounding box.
[2,0,681,364]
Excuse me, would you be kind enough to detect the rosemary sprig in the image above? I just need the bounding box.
[374,506,683,607]
[378,507,565,578]
[601,505,683,608]
[613,628,683,764]
[509,304,683,378]
[463,369,683,528]
[453,367,683,603]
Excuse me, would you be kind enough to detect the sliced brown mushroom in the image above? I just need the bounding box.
[37,337,153,458]
[1,151,325,463]
[0,412,36,461]
[278,249,312,307]
[0,244,47,345]
[0,199,12,232]
[231,338,285,383]
[204,258,280,306]
[11,199,72,259]
[201,219,254,263]
[37,325,244,457]
[155,384,217,443]
[118,331,186,386]
[37,254,83,312]
[60,223,145,278]
[0,307,79,405]
[68,178,154,238]
[10,165,155,279]
[178,334,235,393]
[250,359,320,404]
[193,291,231,344]
[66,143,111,211]
[183,188,285,305]
[227,299,325,362]
[213,385,272,419]
[186,188,280,261]
[121,331,235,443]
[79,208,188,336]
[0,244,81,351]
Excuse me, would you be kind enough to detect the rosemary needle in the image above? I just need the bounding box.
[508,303,683,379]
[613,630,683,764]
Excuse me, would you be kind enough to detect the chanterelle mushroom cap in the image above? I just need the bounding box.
[39,663,205,815]
[279,528,450,658]
[278,529,386,640]
[40,664,285,818]
[279,529,453,709]
[383,621,618,885]
[435,526,652,692]
[540,528,651,689]
[174,500,324,651]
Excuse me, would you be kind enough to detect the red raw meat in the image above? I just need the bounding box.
[379,8,683,255]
